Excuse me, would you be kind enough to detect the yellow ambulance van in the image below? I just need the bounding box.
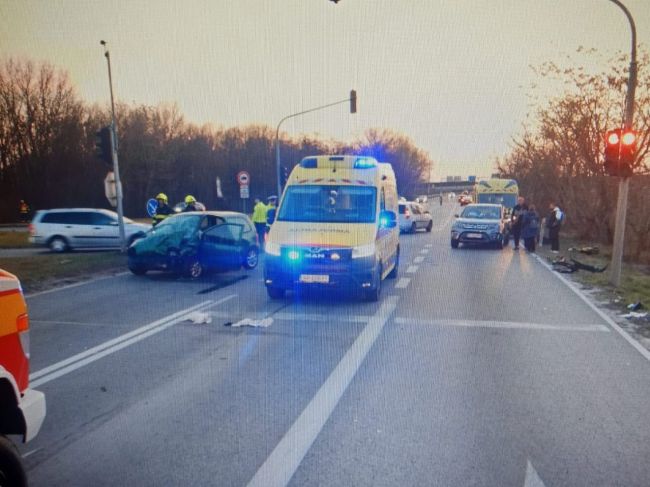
[264,155,399,301]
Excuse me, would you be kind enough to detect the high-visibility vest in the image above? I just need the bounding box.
[252,202,268,223]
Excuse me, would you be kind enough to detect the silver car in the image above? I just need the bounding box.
[29,208,150,252]
[398,201,433,233]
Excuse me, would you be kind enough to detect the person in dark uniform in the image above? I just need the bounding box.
[152,193,173,226]
[547,202,564,253]
[511,196,528,250]
[521,204,540,252]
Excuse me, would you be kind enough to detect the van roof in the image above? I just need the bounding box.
[289,155,395,186]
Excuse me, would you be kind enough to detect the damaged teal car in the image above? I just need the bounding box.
[127,211,259,278]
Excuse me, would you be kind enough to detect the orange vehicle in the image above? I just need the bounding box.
[0,269,46,486]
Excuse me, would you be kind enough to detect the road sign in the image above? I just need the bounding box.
[104,172,117,207]
[146,198,158,218]
[237,171,250,186]
[240,185,250,199]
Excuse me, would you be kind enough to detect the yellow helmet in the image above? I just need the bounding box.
[155,193,168,203]
[185,195,197,204]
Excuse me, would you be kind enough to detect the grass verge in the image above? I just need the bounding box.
[0,231,29,248]
[0,252,127,293]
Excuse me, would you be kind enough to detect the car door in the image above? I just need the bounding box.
[89,211,120,248]
[200,222,244,270]
[65,211,95,248]
[410,204,423,228]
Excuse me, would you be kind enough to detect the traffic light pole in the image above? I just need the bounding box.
[101,41,127,252]
[608,0,637,287]
[275,92,356,198]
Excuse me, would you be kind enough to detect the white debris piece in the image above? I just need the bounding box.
[231,317,273,328]
[185,311,212,324]
[622,311,648,319]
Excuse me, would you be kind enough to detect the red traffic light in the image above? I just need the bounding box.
[621,130,636,146]
[607,131,620,145]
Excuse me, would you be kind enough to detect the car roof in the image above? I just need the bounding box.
[463,204,501,209]
[38,208,113,212]
[176,210,251,220]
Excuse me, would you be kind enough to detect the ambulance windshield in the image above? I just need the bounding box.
[277,185,377,223]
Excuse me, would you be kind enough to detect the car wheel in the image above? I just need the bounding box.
[451,239,459,249]
[267,286,285,299]
[184,258,204,278]
[387,248,399,279]
[129,264,147,276]
[0,436,27,487]
[243,246,259,269]
[411,222,417,233]
[364,264,382,302]
[426,220,433,232]
[48,236,69,253]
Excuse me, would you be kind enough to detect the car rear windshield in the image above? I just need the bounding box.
[278,185,377,223]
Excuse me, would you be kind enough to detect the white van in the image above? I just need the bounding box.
[264,155,399,301]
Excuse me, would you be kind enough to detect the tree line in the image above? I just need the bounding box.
[496,47,650,263]
[0,59,433,221]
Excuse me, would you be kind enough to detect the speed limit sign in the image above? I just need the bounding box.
[236,171,250,186]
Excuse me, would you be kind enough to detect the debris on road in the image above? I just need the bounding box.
[185,311,212,324]
[622,311,648,320]
[225,317,273,328]
[627,302,644,311]
[551,256,607,274]
[568,246,600,255]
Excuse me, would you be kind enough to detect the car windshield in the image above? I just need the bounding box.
[277,185,377,223]
[149,214,200,235]
[476,194,517,208]
[461,206,500,220]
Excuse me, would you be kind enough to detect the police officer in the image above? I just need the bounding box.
[252,198,268,249]
[152,193,172,226]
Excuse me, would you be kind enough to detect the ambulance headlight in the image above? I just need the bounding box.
[352,242,375,259]
[265,241,281,256]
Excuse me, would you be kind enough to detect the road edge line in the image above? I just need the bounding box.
[533,253,650,362]
[25,271,130,299]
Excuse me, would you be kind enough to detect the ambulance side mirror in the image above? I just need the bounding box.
[267,208,276,224]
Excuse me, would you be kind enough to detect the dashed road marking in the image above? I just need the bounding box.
[420,248,430,254]
[413,256,424,264]
[395,317,610,332]
[395,278,411,289]
[406,265,418,274]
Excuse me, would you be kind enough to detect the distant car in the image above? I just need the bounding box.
[398,201,433,233]
[451,203,510,249]
[127,211,259,278]
[458,194,473,206]
[29,208,150,252]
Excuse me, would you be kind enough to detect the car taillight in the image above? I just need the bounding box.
[405,209,411,219]
[28,223,35,235]
[17,313,30,359]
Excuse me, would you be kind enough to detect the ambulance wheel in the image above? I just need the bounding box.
[387,249,399,279]
[364,265,382,302]
[267,286,285,299]
[0,436,27,487]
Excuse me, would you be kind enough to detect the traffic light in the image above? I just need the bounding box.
[350,90,357,114]
[604,128,636,177]
[95,126,113,166]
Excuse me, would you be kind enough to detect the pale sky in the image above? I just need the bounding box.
[2,0,649,180]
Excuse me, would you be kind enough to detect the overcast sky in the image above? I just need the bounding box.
[2,0,649,180]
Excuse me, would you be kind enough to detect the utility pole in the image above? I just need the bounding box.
[607,0,637,287]
[101,40,127,252]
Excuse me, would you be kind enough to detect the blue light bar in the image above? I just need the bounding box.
[354,157,377,169]
[300,157,317,168]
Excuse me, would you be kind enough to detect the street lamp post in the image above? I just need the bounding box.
[100,40,127,252]
[607,0,637,287]
[275,92,357,198]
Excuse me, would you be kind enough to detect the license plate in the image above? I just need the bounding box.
[466,233,483,239]
[300,274,329,284]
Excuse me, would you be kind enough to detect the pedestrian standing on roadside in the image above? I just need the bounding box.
[511,196,528,250]
[547,202,564,253]
[521,204,540,252]
[252,197,268,250]
[18,200,30,223]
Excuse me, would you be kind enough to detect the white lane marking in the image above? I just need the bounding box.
[247,296,399,487]
[424,243,432,248]
[533,254,650,361]
[30,320,111,326]
[22,448,42,459]
[25,272,130,299]
[420,248,430,254]
[406,265,418,274]
[30,296,235,385]
[395,278,411,289]
[395,317,609,332]
[413,256,424,264]
[210,310,370,323]
[524,459,546,487]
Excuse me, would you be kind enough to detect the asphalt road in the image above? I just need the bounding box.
[19,202,650,486]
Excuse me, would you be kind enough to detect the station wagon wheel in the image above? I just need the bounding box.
[48,236,69,253]
[243,247,259,269]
